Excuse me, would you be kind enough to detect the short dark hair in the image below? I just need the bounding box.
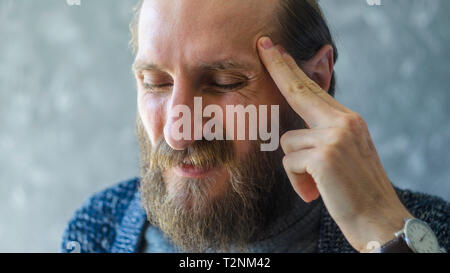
[129,0,338,96]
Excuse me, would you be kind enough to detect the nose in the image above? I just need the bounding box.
[164,81,200,150]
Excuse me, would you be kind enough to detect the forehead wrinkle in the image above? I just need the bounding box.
[133,57,257,76]
[198,59,256,72]
[137,0,280,76]
[140,0,279,45]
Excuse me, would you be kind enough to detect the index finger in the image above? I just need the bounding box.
[281,51,351,114]
[257,37,338,127]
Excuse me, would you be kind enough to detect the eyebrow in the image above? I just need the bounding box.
[132,61,162,72]
[132,59,254,73]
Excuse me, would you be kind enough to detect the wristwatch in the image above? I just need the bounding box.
[379,218,446,253]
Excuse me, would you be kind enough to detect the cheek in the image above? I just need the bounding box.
[138,93,167,145]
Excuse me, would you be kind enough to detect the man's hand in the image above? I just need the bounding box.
[257,37,414,252]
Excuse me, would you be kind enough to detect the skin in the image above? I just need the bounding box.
[134,0,413,252]
[134,0,284,199]
[258,37,414,252]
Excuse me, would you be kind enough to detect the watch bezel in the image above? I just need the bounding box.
[403,218,439,253]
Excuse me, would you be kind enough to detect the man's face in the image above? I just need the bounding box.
[134,0,302,251]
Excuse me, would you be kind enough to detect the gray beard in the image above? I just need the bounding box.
[137,113,303,252]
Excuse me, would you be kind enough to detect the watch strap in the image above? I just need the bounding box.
[380,235,414,253]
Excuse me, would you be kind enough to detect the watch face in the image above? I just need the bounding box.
[404,219,440,253]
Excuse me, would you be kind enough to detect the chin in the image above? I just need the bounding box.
[164,167,230,211]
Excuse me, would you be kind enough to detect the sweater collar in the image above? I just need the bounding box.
[111,189,147,253]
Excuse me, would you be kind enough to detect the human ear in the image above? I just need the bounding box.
[301,44,334,93]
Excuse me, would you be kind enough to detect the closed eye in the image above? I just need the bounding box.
[142,83,172,91]
[211,82,245,90]
[141,82,246,93]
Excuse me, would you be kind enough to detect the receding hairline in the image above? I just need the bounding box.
[128,0,323,55]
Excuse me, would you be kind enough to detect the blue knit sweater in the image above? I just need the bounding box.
[61,177,449,253]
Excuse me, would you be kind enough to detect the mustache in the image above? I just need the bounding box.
[149,138,236,170]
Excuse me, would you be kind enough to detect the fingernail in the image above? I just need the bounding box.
[278,46,286,55]
[260,37,273,49]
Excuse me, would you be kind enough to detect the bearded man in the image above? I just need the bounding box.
[62,0,449,253]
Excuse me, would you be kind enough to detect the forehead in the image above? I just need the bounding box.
[136,0,278,71]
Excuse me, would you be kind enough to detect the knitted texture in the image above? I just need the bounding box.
[61,177,449,253]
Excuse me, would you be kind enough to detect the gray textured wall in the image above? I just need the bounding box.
[0,0,449,252]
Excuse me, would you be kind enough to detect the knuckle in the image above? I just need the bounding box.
[293,80,305,90]
[272,56,285,67]
[280,130,292,142]
[280,132,290,151]
[305,79,320,93]
[317,146,337,163]
[329,128,350,146]
[290,80,309,95]
[282,154,290,168]
[280,130,293,141]
[339,113,365,133]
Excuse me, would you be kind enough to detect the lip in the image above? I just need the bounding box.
[173,163,218,179]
